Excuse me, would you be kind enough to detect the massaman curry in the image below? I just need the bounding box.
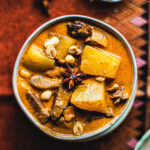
[17,20,133,136]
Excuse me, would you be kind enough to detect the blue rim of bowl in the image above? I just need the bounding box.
[135,129,150,150]
[12,15,137,142]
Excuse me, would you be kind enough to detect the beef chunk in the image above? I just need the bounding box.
[51,86,72,120]
[63,105,75,122]
[30,75,61,89]
[26,91,50,123]
[112,86,124,98]
[56,117,74,129]
[67,21,91,39]
[109,85,129,104]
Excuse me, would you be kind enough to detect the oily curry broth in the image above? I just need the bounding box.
[17,21,133,136]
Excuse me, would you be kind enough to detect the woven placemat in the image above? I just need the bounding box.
[0,0,149,149]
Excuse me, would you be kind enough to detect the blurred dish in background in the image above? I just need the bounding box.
[101,0,122,2]
[135,130,150,150]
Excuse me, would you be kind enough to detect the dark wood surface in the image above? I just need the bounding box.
[0,0,149,149]
[146,0,150,131]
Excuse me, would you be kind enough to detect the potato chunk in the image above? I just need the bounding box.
[80,46,121,78]
[56,35,76,60]
[23,44,55,72]
[71,79,109,115]
[91,28,108,47]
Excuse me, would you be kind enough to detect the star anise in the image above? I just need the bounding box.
[62,64,87,90]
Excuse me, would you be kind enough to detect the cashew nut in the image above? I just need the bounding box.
[40,90,53,101]
[65,55,75,65]
[69,45,82,55]
[73,121,84,136]
[44,37,59,59]
[19,69,31,78]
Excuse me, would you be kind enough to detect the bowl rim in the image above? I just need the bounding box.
[12,15,137,142]
[135,129,150,150]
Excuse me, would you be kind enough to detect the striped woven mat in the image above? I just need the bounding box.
[0,0,149,149]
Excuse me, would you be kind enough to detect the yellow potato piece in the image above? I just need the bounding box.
[23,44,55,72]
[71,79,108,114]
[56,35,76,60]
[80,46,121,78]
[91,28,108,47]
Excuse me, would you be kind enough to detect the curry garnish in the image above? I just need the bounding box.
[62,64,87,90]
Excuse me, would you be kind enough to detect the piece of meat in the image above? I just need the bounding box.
[26,91,50,123]
[111,85,124,98]
[63,105,75,122]
[45,67,65,78]
[67,21,91,39]
[110,85,129,104]
[43,94,55,113]
[30,75,61,89]
[56,117,74,129]
[114,92,129,104]
[51,86,72,120]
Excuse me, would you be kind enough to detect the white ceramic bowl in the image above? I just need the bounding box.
[12,15,137,142]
